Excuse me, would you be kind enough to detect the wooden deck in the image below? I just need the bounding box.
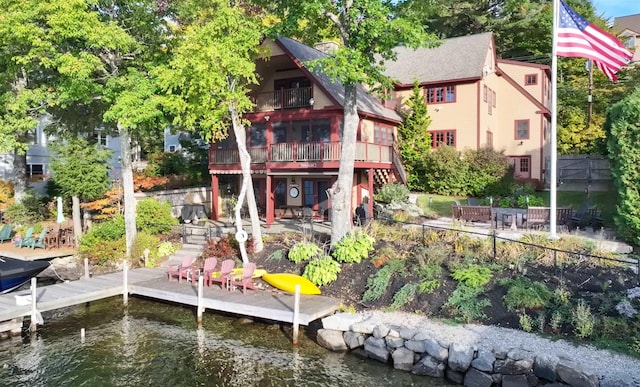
[0,267,340,326]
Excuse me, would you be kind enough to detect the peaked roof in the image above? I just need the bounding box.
[383,33,494,86]
[276,37,402,122]
[613,14,640,35]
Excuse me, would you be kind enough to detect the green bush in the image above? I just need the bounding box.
[423,145,469,195]
[363,259,406,302]
[332,231,375,264]
[79,235,126,265]
[3,191,48,225]
[374,183,410,204]
[451,264,492,288]
[573,299,595,339]
[389,283,419,310]
[464,147,514,197]
[131,231,161,267]
[303,256,341,286]
[136,198,178,235]
[516,195,545,208]
[500,277,553,311]
[444,283,491,323]
[288,241,322,264]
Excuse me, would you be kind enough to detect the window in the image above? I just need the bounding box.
[520,157,530,173]
[27,164,44,177]
[374,124,393,145]
[486,131,493,148]
[492,91,496,108]
[249,123,267,147]
[515,120,530,140]
[625,37,635,49]
[426,85,455,103]
[525,74,538,86]
[311,119,331,142]
[487,90,492,115]
[168,145,176,152]
[429,130,456,148]
[94,130,107,146]
[483,85,487,102]
[272,123,287,143]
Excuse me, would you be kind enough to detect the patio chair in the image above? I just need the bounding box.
[168,256,196,283]
[0,224,12,243]
[200,257,218,287]
[230,262,257,294]
[210,259,235,290]
[45,224,61,249]
[26,227,48,249]
[14,227,34,248]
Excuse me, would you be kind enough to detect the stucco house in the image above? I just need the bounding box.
[613,14,640,64]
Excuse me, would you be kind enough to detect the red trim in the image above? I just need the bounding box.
[211,175,219,220]
[524,74,538,86]
[476,82,481,148]
[429,130,457,148]
[425,85,457,104]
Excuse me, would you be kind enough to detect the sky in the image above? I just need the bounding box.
[593,0,640,20]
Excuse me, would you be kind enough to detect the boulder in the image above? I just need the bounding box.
[343,331,366,349]
[494,358,534,375]
[351,319,378,334]
[502,374,530,387]
[448,342,474,372]
[424,338,448,362]
[556,361,598,387]
[391,347,415,371]
[471,349,495,372]
[405,339,426,353]
[322,313,365,331]
[464,368,494,387]
[534,354,559,382]
[385,336,405,349]
[316,329,348,351]
[373,324,390,338]
[399,327,417,340]
[364,336,390,363]
[412,331,431,341]
[446,369,464,384]
[410,355,445,378]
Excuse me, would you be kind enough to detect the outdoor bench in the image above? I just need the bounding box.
[452,205,496,227]
[525,206,551,229]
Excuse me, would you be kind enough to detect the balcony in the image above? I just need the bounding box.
[209,141,394,166]
[252,87,313,112]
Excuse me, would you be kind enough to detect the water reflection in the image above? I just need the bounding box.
[0,298,450,386]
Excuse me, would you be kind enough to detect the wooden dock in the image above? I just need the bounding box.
[0,267,340,326]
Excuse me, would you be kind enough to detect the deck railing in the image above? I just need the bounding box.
[252,87,313,112]
[209,141,393,165]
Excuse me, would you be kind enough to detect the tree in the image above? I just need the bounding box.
[157,0,265,258]
[262,0,435,245]
[397,81,432,192]
[606,89,640,245]
[49,138,113,243]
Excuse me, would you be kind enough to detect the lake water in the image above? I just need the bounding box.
[0,297,449,386]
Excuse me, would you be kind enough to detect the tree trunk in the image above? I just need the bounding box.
[119,124,137,258]
[11,149,28,202]
[229,104,264,261]
[329,83,358,246]
[71,195,82,246]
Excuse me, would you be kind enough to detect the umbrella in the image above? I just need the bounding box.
[56,196,65,224]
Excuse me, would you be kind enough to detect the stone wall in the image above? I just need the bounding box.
[134,186,210,219]
[317,313,629,387]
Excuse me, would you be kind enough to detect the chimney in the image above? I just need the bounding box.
[314,41,339,54]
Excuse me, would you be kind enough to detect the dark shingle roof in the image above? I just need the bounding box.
[277,37,401,122]
[383,33,493,85]
[613,14,640,35]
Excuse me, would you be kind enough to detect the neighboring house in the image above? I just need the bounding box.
[613,14,640,64]
[207,37,405,226]
[385,32,551,182]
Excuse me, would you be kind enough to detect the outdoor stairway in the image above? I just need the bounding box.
[164,243,204,269]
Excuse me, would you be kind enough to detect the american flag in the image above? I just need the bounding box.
[556,0,633,82]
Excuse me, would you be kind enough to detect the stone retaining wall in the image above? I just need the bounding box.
[317,313,630,387]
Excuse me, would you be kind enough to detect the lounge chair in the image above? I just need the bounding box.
[200,257,218,287]
[0,224,12,243]
[14,227,34,248]
[230,262,257,294]
[210,259,235,290]
[25,227,48,249]
[168,256,196,283]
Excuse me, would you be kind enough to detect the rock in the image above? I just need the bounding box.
[410,355,445,378]
[508,349,534,362]
[351,319,378,334]
[471,349,495,372]
[373,324,390,338]
[385,336,405,349]
[343,331,366,349]
[412,331,430,341]
[464,367,494,387]
[351,348,369,360]
[599,374,640,387]
[448,342,474,372]
[387,327,400,338]
[424,338,448,362]
[502,374,530,387]
[556,361,598,387]
[316,329,348,351]
[391,347,415,371]
[527,374,540,386]
[405,339,426,353]
[446,369,464,384]
[494,358,534,375]
[494,346,509,359]
[322,313,365,331]
[399,327,417,340]
[364,336,390,363]
[534,354,559,382]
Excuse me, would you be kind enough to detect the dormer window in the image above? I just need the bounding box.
[525,74,538,86]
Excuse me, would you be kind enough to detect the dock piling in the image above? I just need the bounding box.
[123,260,128,306]
[29,278,37,332]
[197,275,204,325]
[292,284,301,345]
[84,258,90,279]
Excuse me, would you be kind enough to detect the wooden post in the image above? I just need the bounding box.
[80,328,85,344]
[197,275,204,326]
[29,278,37,332]
[84,258,90,279]
[292,284,301,345]
[123,260,128,306]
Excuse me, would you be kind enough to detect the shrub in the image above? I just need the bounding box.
[136,198,178,235]
[363,259,406,302]
[464,147,514,197]
[423,145,468,195]
[519,313,534,332]
[303,256,341,286]
[332,231,375,264]
[516,195,545,208]
[131,232,161,267]
[3,191,48,225]
[79,235,126,265]
[202,237,237,259]
[389,283,419,310]
[0,180,14,210]
[444,283,491,323]
[450,264,492,288]
[572,299,595,339]
[374,183,410,204]
[157,241,178,258]
[87,215,126,241]
[500,277,553,311]
[288,241,322,264]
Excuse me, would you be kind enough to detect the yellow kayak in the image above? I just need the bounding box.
[211,268,266,279]
[261,273,321,295]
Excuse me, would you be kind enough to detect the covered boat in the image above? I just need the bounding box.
[0,257,50,293]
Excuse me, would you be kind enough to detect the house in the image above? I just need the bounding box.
[385,32,551,182]
[613,14,640,64]
[207,37,405,226]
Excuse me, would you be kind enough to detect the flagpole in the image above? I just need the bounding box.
[550,0,559,238]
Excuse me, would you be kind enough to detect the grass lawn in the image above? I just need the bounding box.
[415,190,617,225]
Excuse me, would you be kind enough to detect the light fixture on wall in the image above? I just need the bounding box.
[264,115,270,122]
[518,140,524,146]
[290,178,296,185]
[309,97,315,106]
